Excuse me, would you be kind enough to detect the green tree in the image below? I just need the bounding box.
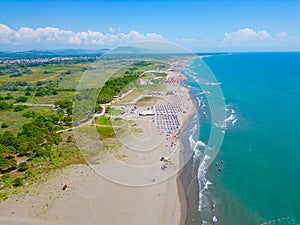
[13,177,23,187]
[18,162,29,172]
[14,105,28,112]
[16,96,28,103]
[0,131,16,147]
[1,173,11,181]
[1,123,8,128]
[67,135,72,142]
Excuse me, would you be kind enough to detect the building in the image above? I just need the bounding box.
[139,110,155,116]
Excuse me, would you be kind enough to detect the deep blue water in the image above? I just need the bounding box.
[184,52,300,225]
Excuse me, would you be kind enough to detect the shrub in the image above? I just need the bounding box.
[16,96,28,103]
[0,192,8,200]
[1,173,11,181]
[1,123,8,128]
[67,135,72,142]
[13,177,23,187]
[14,105,28,112]
[23,111,36,118]
[18,162,29,172]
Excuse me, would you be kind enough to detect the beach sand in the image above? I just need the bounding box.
[0,164,181,225]
[0,59,196,225]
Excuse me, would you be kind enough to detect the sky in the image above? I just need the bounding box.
[0,0,300,52]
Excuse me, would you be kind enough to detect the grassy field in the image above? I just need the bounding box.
[0,63,88,84]
[94,116,115,140]
[0,106,55,135]
[135,96,162,107]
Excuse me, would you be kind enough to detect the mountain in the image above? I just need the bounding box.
[0,49,110,59]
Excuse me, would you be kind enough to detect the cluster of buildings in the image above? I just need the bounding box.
[0,56,97,65]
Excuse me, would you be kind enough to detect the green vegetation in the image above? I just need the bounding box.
[0,102,13,111]
[136,96,161,107]
[1,123,8,128]
[14,105,28,112]
[105,107,123,116]
[97,73,140,103]
[95,116,112,126]
[0,54,173,197]
[96,61,160,104]
[0,58,90,196]
[95,116,115,140]
[0,192,8,200]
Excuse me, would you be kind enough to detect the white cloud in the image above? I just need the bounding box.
[0,24,14,44]
[224,28,271,43]
[0,24,297,51]
[175,28,297,51]
[222,28,292,48]
[0,23,164,49]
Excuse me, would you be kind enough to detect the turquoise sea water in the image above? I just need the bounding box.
[184,52,300,225]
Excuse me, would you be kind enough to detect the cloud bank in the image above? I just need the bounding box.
[0,24,298,51]
[223,28,292,48]
[176,28,297,51]
[0,23,164,50]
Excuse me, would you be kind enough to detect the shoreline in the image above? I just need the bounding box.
[176,61,197,225]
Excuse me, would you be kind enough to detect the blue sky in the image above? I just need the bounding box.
[0,0,299,52]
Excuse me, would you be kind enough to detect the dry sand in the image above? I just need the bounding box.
[0,164,181,225]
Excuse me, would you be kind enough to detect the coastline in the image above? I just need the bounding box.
[0,57,197,225]
[176,60,198,225]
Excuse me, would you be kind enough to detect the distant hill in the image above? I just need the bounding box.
[0,48,229,59]
[0,49,110,59]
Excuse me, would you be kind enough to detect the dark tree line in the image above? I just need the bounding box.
[97,73,140,104]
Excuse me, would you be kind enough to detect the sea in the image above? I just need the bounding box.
[181,52,300,225]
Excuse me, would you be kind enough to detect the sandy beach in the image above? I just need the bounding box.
[0,59,196,225]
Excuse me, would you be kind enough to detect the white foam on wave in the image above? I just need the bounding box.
[189,134,197,152]
[212,216,218,223]
[204,180,212,189]
[223,105,239,128]
[206,82,221,86]
[214,112,238,129]
[213,122,227,129]
[193,140,207,156]
[260,217,290,225]
[199,91,211,95]
[188,116,199,151]
[198,154,212,212]
[196,96,202,107]
[224,114,236,123]
[232,118,238,125]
